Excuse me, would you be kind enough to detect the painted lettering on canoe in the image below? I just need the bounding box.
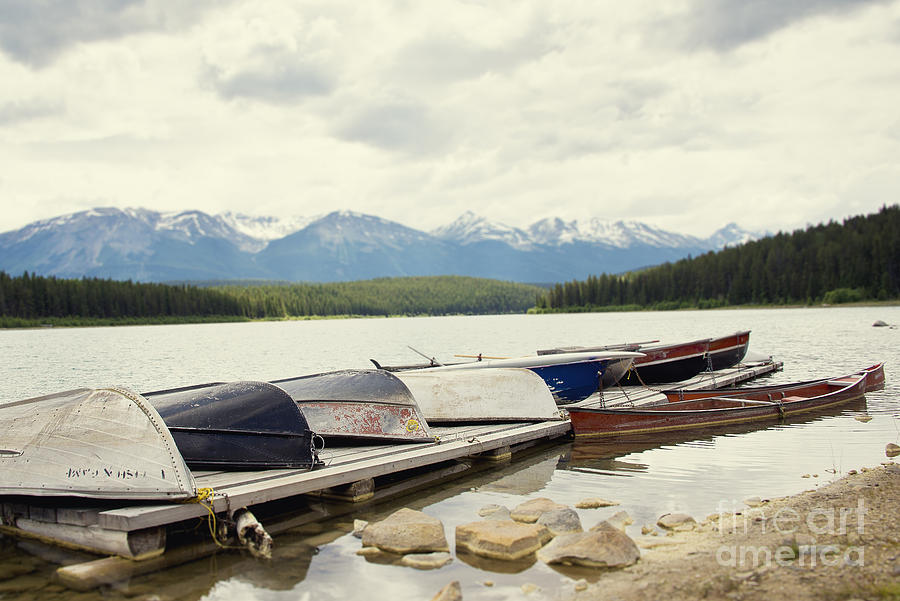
[65,467,150,480]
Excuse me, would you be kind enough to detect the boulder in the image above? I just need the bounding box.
[600,510,633,531]
[873,320,889,327]
[537,523,640,568]
[361,508,448,554]
[886,443,900,458]
[400,552,452,570]
[575,497,619,509]
[537,508,583,536]
[352,519,368,538]
[510,498,569,523]
[430,581,462,601]
[656,513,696,531]
[456,520,551,560]
[478,504,511,521]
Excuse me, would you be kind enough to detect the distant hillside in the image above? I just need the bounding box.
[0,273,542,326]
[0,208,761,283]
[537,205,900,310]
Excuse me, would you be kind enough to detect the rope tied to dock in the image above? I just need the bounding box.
[181,487,242,551]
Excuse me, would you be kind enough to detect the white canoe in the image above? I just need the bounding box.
[0,387,197,500]
[394,368,561,423]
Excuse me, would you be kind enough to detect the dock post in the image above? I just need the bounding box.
[314,478,376,503]
[473,445,512,463]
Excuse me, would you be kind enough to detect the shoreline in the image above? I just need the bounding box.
[562,462,900,600]
[2,301,898,330]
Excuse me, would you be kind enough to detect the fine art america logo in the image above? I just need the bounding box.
[714,498,866,568]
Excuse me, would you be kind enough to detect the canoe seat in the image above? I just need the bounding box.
[827,379,854,385]
[781,396,805,402]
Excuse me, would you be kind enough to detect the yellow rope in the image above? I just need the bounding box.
[181,487,241,550]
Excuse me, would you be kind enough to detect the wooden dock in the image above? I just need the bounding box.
[1,359,782,587]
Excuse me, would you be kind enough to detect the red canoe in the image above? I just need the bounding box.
[662,362,886,402]
[568,373,868,438]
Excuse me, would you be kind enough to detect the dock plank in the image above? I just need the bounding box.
[97,420,571,532]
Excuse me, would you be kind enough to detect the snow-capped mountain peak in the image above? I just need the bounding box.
[431,211,533,250]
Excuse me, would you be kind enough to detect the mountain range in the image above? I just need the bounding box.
[0,208,762,283]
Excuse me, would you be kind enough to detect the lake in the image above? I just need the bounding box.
[1,306,898,600]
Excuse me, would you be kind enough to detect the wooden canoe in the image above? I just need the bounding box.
[568,373,867,438]
[662,363,886,402]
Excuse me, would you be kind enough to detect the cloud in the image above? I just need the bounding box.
[662,0,890,51]
[0,99,64,125]
[0,0,161,67]
[0,0,224,68]
[205,47,336,103]
[386,21,559,86]
[335,100,453,155]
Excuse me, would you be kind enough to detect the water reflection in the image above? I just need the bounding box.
[1,307,898,601]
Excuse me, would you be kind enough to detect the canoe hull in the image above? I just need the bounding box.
[146,381,321,470]
[0,387,196,499]
[707,330,751,370]
[394,368,561,423]
[428,351,641,403]
[662,363,886,402]
[570,374,867,437]
[619,339,710,385]
[273,369,434,442]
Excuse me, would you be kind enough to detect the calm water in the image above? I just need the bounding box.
[1,307,898,600]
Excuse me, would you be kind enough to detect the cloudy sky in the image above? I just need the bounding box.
[1,0,898,237]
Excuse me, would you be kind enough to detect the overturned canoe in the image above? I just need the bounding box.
[421,351,643,404]
[272,369,434,442]
[394,368,562,423]
[707,330,751,370]
[0,387,196,500]
[144,381,322,470]
[569,373,867,437]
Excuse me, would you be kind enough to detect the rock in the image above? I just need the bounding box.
[510,498,569,523]
[361,508,448,554]
[483,581,494,587]
[802,474,811,478]
[848,469,858,475]
[575,497,619,509]
[743,496,765,508]
[356,546,388,557]
[855,415,873,423]
[455,520,552,560]
[352,519,368,538]
[602,510,634,531]
[873,320,889,327]
[574,579,588,592]
[537,522,640,568]
[886,443,900,458]
[641,524,655,535]
[400,552,453,570]
[521,583,541,595]
[657,513,696,531]
[430,581,462,601]
[477,505,511,521]
[537,508,583,536]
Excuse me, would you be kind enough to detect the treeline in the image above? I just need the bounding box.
[0,273,542,324]
[212,277,542,317]
[0,272,243,319]
[537,204,900,310]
